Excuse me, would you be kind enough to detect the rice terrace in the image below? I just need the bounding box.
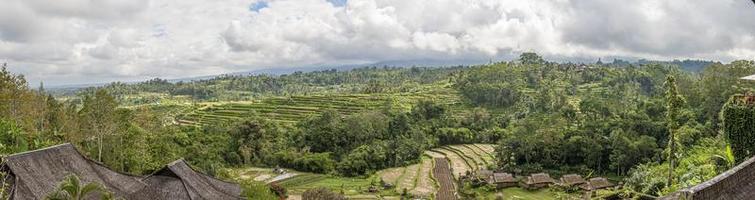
[224,144,499,199]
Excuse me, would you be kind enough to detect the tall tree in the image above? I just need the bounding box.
[78,89,118,162]
[664,75,686,187]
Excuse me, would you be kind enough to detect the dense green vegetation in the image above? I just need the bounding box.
[2,54,754,198]
[722,94,755,163]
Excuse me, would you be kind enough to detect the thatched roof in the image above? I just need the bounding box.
[492,173,516,183]
[741,74,755,81]
[560,174,586,186]
[0,143,146,200]
[476,169,493,180]
[661,155,755,200]
[149,159,242,200]
[587,177,614,189]
[525,173,555,185]
[576,177,614,191]
[0,143,242,200]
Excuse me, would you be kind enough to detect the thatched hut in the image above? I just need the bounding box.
[138,159,242,199]
[559,174,586,187]
[0,143,242,200]
[522,173,556,189]
[578,177,615,191]
[741,74,755,81]
[476,170,493,181]
[0,144,146,199]
[491,173,517,189]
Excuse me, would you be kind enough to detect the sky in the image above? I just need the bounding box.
[1,0,754,86]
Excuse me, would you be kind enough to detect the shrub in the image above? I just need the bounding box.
[301,187,347,200]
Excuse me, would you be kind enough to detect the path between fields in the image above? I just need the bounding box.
[433,158,456,200]
[267,173,297,183]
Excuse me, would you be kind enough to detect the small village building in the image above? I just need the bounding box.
[578,177,615,191]
[491,173,517,189]
[0,143,242,200]
[559,174,587,187]
[476,169,494,183]
[522,173,556,190]
[741,74,755,81]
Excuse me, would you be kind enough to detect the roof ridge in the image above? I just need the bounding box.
[1,143,73,159]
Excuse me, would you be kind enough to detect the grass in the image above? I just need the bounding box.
[471,187,570,200]
[498,188,561,200]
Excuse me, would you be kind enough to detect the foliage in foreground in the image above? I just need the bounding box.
[624,137,734,196]
[45,175,117,200]
[301,187,347,200]
[723,94,755,163]
[239,180,281,200]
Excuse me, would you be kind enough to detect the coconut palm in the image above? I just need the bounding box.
[45,175,115,200]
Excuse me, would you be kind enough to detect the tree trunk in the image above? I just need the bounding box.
[98,136,103,162]
[667,130,675,187]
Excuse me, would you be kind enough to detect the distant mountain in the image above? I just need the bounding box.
[167,59,488,83]
[637,59,717,72]
[46,57,713,91]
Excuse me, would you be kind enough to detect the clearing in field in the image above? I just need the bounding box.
[396,163,421,192]
[449,145,486,169]
[377,167,404,186]
[410,157,436,198]
[473,144,496,155]
[473,187,562,200]
[462,144,494,165]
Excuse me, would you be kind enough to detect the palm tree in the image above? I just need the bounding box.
[45,175,115,200]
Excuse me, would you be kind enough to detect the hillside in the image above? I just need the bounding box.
[2,56,754,199]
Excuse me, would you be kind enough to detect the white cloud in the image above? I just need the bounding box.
[1,0,754,85]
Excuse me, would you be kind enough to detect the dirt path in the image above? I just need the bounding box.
[433,158,456,200]
[435,148,471,179]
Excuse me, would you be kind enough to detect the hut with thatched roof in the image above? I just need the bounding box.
[578,177,615,191]
[559,174,586,187]
[741,74,755,81]
[475,169,494,182]
[491,173,517,189]
[0,143,242,200]
[522,173,556,190]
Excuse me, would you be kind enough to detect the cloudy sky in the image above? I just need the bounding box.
[1,0,754,86]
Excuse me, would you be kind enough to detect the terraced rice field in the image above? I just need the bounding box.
[449,145,494,168]
[177,89,461,125]
[465,144,495,165]
[395,162,421,192]
[229,144,496,199]
[432,148,472,179]
[410,157,436,198]
[427,144,495,179]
